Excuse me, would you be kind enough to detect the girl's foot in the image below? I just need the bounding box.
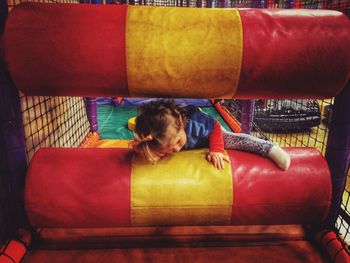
[268,145,291,171]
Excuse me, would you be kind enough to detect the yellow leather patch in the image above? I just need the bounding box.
[131,149,233,226]
[126,6,242,98]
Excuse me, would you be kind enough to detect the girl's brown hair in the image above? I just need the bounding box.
[132,99,186,163]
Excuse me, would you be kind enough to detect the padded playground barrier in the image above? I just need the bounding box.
[25,147,331,228]
[2,3,350,99]
[1,3,349,262]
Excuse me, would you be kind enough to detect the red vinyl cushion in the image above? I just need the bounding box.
[315,230,350,263]
[2,3,129,97]
[25,148,132,228]
[230,148,332,224]
[2,4,350,98]
[237,9,350,99]
[25,148,331,228]
[0,240,27,263]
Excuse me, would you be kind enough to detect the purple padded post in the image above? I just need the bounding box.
[241,100,255,134]
[84,97,98,133]
[0,0,30,237]
[0,61,28,233]
[325,81,350,227]
[286,0,294,8]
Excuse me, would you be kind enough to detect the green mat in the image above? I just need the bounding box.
[97,105,230,140]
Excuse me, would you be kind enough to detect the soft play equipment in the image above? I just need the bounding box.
[127,117,136,131]
[1,3,350,263]
[0,229,31,263]
[2,3,350,98]
[25,148,330,227]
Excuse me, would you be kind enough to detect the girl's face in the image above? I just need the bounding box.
[154,124,187,158]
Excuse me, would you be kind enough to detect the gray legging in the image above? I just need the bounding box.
[222,130,274,157]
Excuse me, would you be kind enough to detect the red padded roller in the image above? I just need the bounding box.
[25,148,132,228]
[2,3,350,98]
[230,148,332,224]
[25,148,331,228]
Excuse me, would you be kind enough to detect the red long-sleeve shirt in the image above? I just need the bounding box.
[209,120,224,153]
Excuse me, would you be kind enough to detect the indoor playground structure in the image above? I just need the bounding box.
[0,1,350,263]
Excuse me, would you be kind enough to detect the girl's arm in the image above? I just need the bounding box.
[209,120,224,153]
[207,119,230,169]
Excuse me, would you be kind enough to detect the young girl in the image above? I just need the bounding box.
[131,99,290,170]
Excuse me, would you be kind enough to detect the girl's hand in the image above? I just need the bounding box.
[206,152,231,170]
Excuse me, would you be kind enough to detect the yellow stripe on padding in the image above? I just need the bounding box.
[131,149,232,226]
[126,6,242,98]
[95,139,131,148]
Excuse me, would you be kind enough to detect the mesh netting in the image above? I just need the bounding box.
[20,94,90,162]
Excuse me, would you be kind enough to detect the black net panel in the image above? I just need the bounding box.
[338,198,350,243]
[338,160,350,244]
[117,0,350,11]
[252,99,330,155]
[220,99,332,154]
[20,94,90,162]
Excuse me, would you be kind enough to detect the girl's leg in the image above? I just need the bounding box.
[222,130,290,170]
